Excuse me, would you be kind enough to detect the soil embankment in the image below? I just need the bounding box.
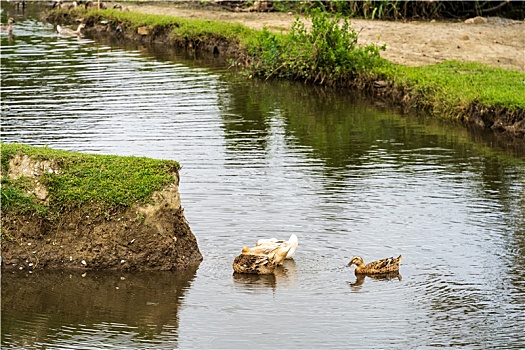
[1,146,203,271]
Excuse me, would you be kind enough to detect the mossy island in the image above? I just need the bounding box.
[1,143,203,271]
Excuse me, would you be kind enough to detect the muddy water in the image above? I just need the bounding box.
[2,10,525,350]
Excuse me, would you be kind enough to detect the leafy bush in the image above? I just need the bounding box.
[246,9,385,85]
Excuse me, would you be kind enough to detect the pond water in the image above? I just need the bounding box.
[2,6,525,350]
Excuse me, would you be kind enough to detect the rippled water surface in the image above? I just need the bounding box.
[2,7,525,350]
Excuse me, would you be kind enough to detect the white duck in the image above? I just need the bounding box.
[57,23,85,36]
[233,243,292,275]
[254,233,298,260]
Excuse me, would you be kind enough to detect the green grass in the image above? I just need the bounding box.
[1,143,180,217]
[81,8,258,44]
[0,181,48,215]
[376,60,525,114]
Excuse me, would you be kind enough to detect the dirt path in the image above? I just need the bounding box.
[124,3,524,72]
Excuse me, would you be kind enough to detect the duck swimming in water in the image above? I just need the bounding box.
[233,239,293,275]
[1,18,14,32]
[347,255,402,274]
[233,253,278,275]
[57,23,85,36]
[255,233,298,260]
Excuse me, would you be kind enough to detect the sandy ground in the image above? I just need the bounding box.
[124,3,525,72]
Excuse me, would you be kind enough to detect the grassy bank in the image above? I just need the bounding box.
[374,60,524,126]
[48,7,525,135]
[1,143,203,271]
[1,143,180,219]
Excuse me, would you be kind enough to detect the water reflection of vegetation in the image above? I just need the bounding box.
[218,75,525,224]
[218,75,525,164]
[1,268,197,348]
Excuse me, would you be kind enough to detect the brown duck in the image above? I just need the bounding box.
[347,255,402,274]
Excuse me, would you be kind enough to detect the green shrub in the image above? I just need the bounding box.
[246,9,385,85]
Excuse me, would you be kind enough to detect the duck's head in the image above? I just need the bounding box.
[347,256,363,267]
[8,18,14,24]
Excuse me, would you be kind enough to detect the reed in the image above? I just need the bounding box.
[296,0,524,20]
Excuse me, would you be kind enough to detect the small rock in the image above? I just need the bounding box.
[81,260,87,266]
[137,26,149,35]
[465,16,487,24]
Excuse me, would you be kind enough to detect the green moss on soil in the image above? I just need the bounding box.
[1,143,180,218]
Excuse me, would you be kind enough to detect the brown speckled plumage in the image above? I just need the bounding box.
[232,253,277,275]
[233,241,293,274]
[347,255,402,274]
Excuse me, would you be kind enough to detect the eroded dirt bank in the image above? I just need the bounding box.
[1,153,203,271]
